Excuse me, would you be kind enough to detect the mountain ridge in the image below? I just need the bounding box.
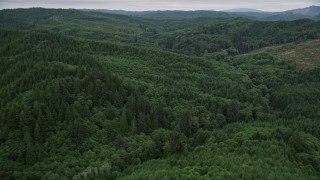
[81,6,320,20]
[224,8,265,13]
[1,7,320,179]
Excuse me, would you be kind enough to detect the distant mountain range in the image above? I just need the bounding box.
[82,6,320,20]
[287,5,320,16]
[225,8,265,13]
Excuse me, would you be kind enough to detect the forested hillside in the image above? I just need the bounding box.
[0,8,319,179]
[247,40,320,69]
[1,8,319,56]
[86,6,320,21]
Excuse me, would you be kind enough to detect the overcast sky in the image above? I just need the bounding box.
[0,0,319,11]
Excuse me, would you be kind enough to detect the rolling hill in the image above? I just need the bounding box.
[0,8,320,179]
[1,8,319,57]
[246,39,320,69]
[84,6,320,21]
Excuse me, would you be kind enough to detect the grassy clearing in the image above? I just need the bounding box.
[245,40,320,69]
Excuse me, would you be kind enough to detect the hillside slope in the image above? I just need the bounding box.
[0,8,320,179]
[86,6,320,21]
[1,8,319,57]
[246,40,320,69]
[120,123,320,179]
[0,8,163,43]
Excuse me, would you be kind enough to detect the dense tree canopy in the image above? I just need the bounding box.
[0,8,319,179]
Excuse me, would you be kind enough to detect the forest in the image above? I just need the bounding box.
[0,8,320,179]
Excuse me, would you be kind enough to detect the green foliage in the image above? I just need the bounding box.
[120,123,320,179]
[158,18,320,56]
[0,8,319,179]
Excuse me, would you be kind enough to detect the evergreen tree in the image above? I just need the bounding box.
[119,107,129,133]
[23,130,35,165]
[179,110,192,137]
[131,117,138,134]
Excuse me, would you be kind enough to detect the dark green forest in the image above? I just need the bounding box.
[0,8,320,179]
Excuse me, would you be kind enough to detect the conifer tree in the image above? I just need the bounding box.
[119,107,128,133]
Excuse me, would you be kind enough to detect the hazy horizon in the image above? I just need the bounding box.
[0,0,319,12]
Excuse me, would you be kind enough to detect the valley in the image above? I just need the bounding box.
[0,7,319,179]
